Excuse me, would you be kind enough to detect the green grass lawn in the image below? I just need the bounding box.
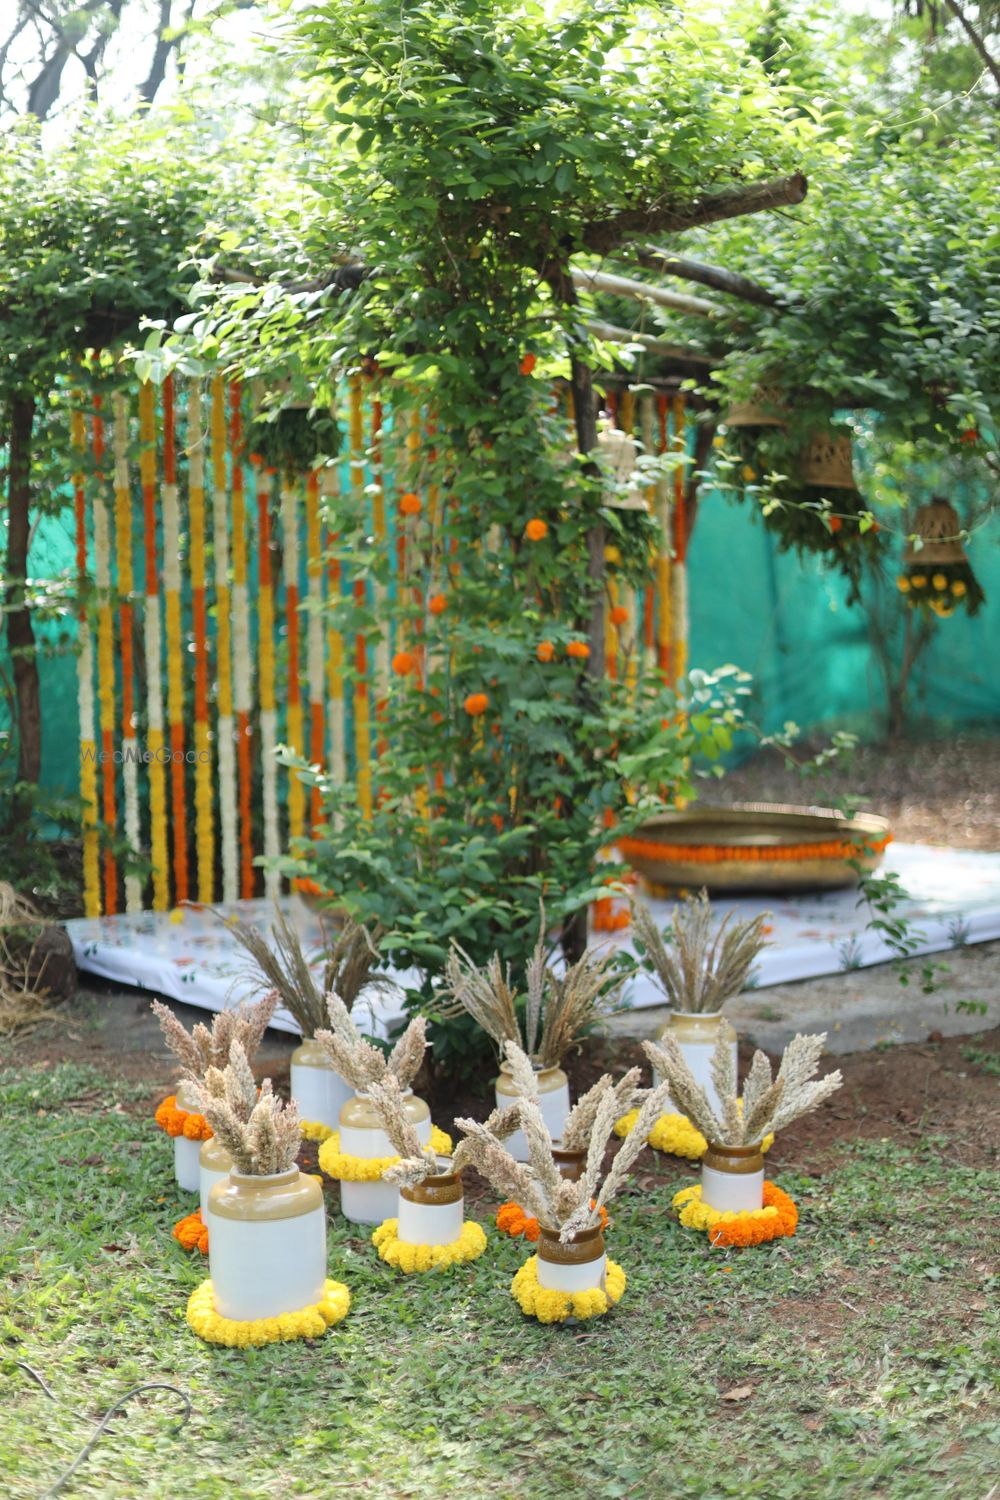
[1,1061,997,1500]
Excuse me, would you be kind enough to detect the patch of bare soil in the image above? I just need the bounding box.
[712,732,1000,852]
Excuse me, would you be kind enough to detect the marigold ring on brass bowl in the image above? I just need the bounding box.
[617,803,892,893]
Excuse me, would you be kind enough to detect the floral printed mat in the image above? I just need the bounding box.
[66,842,1000,1029]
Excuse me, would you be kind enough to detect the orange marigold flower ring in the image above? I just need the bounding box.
[399,492,422,516]
[464,692,489,716]
[155,1094,212,1142]
[429,594,448,615]
[174,1209,209,1254]
[525,518,548,541]
[672,1180,798,1248]
[536,640,555,663]
[392,650,416,676]
[618,833,892,867]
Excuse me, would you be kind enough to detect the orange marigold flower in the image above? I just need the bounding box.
[536,640,555,662]
[566,640,591,660]
[429,594,448,615]
[491,813,504,832]
[173,1210,209,1254]
[464,692,489,716]
[399,492,422,516]
[519,353,537,376]
[525,518,548,541]
[828,516,843,533]
[392,650,416,676]
[609,605,629,626]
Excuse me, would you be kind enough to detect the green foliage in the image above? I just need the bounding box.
[244,405,342,474]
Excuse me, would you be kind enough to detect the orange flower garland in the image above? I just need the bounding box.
[496,1201,609,1241]
[525,518,548,541]
[154,1094,213,1142]
[709,1183,799,1247]
[618,833,892,866]
[173,1209,209,1254]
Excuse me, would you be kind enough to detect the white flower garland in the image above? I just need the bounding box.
[211,378,238,903]
[113,393,142,912]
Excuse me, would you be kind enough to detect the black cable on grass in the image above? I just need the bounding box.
[15,1363,192,1499]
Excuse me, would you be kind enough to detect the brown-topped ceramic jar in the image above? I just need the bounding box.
[701,1140,765,1214]
[536,1223,607,1293]
[397,1164,464,1247]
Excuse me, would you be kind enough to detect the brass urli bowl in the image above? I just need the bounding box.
[618,802,892,894]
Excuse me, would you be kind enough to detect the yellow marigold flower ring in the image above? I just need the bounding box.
[671,1181,798,1248]
[511,1255,627,1324]
[371,1218,488,1272]
[615,1110,773,1161]
[318,1127,454,1182]
[300,1119,334,1143]
[186,1278,351,1347]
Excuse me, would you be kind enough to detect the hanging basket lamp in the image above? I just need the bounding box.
[798,430,860,493]
[723,385,787,429]
[898,498,985,617]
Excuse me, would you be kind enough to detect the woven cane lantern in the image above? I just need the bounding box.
[723,385,786,428]
[898,498,984,617]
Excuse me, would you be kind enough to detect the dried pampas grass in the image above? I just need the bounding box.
[644,1029,843,1146]
[152,991,278,1081]
[631,891,769,1014]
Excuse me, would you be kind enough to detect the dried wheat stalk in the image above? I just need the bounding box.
[152,991,278,1082]
[191,1041,302,1175]
[314,994,427,1094]
[631,891,769,1014]
[222,904,385,1038]
[561,1068,642,1151]
[451,1119,555,1227]
[645,1029,842,1146]
[367,1074,446,1191]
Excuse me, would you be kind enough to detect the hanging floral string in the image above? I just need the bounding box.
[305,468,326,832]
[282,473,306,847]
[370,391,390,748]
[253,455,281,898]
[187,382,215,903]
[655,392,672,683]
[349,375,372,818]
[323,463,347,806]
[671,394,688,690]
[211,377,238,903]
[162,375,188,904]
[229,382,255,899]
[139,381,168,910]
[91,385,118,914]
[73,398,101,918]
[112,390,141,913]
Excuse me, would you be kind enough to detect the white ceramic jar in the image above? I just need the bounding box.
[338,1091,432,1226]
[653,1011,737,1120]
[700,1141,765,1213]
[396,1164,464,1247]
[206,1166,327,1322]
[173,1078,204,1193]
[198,1135,233,1221]
[290,1037,353,1132]
[536,1225,607,1294]
[495,1062,570,1162]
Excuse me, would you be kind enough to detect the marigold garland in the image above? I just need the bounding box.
[300,1118,334,1143]
[186,1277,350,1347]
[155,1094,213,1142]
[173,1209,209,1254]
[211,378,238,902]
[511,1254,626,1324]
[672,1181,799,1247]
[372,1218,487,1272]
[496,1202,608,1241]
[318,1126,453,1181]
[618,833,892,866]
[73,399,101,919]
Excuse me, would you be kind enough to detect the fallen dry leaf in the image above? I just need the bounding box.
[720,1385,753,1403]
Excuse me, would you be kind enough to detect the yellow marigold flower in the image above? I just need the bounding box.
[742,464,757,483]
[371,1218,487,1272]
[187,1278,350,1346]
[318,1127,452,1182]
[896,575,911,594]
[510,1254,627,1323]
[951,579,967,597]
[932,572,948,591]
[910,574,927,588]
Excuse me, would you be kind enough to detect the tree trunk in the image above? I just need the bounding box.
[5,393,42,784]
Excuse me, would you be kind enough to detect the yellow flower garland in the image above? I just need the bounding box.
[672,1182,798,1247]
[300,1119,334,1143]
[186,1278,351,1347]
[318,1126,454,1181]
[614,1109,774,1161]
[371,1218,487,1272]
[511,1254,627,1324]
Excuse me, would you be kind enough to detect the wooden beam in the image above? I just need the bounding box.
[570,267,718,318]
[582,171,807,256]
[585,319,713,365]
[630,250,779,309]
